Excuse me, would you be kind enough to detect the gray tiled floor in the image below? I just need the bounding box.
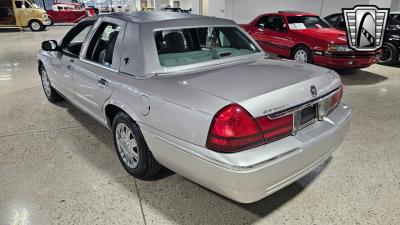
[0,26,399,225]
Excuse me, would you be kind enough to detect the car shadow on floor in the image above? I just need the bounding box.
[55,100,332,224]
[337,69,388,86]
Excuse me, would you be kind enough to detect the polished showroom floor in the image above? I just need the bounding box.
[0,26,399,225]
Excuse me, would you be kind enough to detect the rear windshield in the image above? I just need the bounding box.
[287,16,330,29]
[154,26,260,67]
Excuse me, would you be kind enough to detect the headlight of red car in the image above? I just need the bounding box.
[326,44,352,52]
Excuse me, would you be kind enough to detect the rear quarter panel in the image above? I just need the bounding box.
[105,74,232,147]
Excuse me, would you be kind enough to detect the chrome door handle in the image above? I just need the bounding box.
[98,78,108,86]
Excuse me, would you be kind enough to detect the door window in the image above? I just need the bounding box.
[14,1,24,8]
[62,23,93,57]
[15,1,32,8]
[264,16,286,32]
[255,16,269,28]
[86,22,120,66]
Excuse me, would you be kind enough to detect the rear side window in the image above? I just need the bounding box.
[154,26,259,67]
[86,22,120,66]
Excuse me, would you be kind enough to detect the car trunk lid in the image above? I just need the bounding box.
[182,59,341,117]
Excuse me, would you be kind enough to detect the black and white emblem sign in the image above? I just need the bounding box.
[343,5,389,51]
[310,85,317,97]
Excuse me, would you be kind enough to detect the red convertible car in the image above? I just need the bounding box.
[46,3,89,24]
[242,11,381,69]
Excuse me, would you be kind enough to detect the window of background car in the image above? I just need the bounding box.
[337,16,345,30]
[14,0,31,8]
[262,16,286,32]
[85,23,120,66]
[256,16,269,28]
[325,14,339,26]
[62,24,93,57]
[388,14,400,28]
[287,16,330,29]
[155,26,259,67]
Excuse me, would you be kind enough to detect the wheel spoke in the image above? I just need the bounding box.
[115,123,139,168]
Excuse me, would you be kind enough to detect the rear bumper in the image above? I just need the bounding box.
[313,53,380,69]
[141,103,352,203]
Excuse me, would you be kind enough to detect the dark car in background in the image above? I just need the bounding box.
[325,12,400,65]
[161,7,191,13]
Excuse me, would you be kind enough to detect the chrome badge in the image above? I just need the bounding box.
[310,85,317,97]
[343,5,389,51]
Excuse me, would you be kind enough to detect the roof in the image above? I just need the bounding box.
[105,11,219,24]
[274,11,318,17]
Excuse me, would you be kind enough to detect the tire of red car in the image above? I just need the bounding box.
[379,43,398,66]
[292,45,312,63]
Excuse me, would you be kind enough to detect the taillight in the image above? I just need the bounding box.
[206,104,295,153]
[255,115,293,143]
[206,104,264,153]
[329,84,343,110]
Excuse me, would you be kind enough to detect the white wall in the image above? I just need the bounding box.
[191,0,200,14]
[391,0,400,11]
[203,0,398,24]
[370,0,392,8]
[320,0,369,17]
[207,0,226,18]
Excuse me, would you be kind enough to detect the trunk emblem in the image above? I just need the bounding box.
[310,85,317,97]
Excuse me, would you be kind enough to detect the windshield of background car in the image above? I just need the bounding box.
[154,26,260,67]
[287,16,330,30]
[388,14,400,28]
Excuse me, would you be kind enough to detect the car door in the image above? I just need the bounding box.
[252,15,292,57]
[72,17,126,119]
[52,20,94,98]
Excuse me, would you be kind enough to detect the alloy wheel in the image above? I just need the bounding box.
[380,45,392,63]
[115,123,139,168]
[31,21,41,31]
[294,50,308,63]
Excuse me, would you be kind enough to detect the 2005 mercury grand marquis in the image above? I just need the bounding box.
[37,12,352,203]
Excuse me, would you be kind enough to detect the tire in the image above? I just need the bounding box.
[39,65,63,102]
[49,17,54,26]
[29,20,44,32]
[112,112,162,180]
[379,43,398,66]
[292,45,312,63]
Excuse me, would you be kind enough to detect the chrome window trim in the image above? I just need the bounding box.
[80,58,119,73]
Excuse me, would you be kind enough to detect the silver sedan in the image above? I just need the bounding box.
[37,12,352,203]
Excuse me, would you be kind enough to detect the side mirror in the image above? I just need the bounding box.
[42,40,59,51]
